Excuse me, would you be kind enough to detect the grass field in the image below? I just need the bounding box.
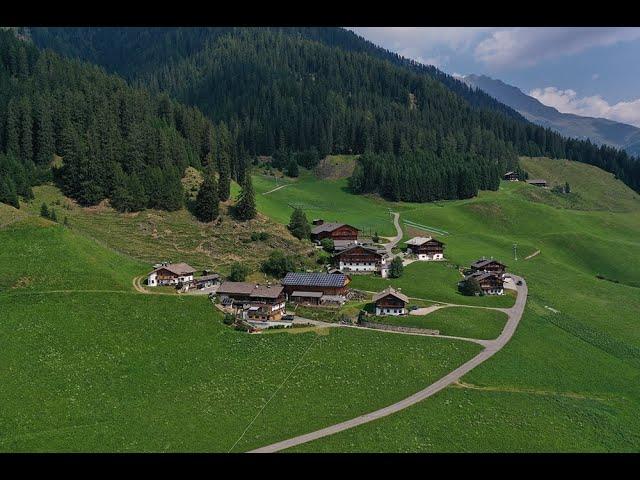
[371,307,508,340]
[0,217,481,452]
[348,262,517,308]
[3,154,640,452]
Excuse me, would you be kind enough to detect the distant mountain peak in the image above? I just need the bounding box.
[463,74,640,157]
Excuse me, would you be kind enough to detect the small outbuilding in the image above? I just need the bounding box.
[527,179,547,187]
[503,171,519,181]
[372,287,409,316]
[404,236,445,261]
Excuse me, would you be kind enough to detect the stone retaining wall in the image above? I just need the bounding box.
[360,321,439,336]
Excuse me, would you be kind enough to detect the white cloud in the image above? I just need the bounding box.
[529,86,640,128]
[475,27,640,68]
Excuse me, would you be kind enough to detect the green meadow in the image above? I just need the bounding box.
[371,307,508,340]
[2,155,640,452]
[0,217,479,452]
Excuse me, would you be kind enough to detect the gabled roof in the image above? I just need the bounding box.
[196,274,220,282]
[217,282,256,295]
[372,287,409,304]
[504,171,516,176]
[471,259,506,269]
[405,236,443,246]
[527,179,547,184]
[151,262,196,275]
[291,291,324,298]
[465,271,501,281]
[311,222,360,234]
[333,244,384,257]
[250,285,284,299]
[281,272,349,288]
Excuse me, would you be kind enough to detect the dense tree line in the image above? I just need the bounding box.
[349,150,500,202]
[25,27,640,199]
[0,31,238,211]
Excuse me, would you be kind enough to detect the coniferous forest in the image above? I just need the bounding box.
[1,27,639,209]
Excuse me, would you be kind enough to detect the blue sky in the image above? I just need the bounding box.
[349,28,640,127]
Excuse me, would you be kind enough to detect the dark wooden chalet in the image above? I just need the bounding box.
[503,171,519,181]
[281,272,351,297]
[310,220,360,242]
[404,236,445,260]
[217,282,286,321]
[470,259,507,275]
[147,262,196,287]
[464,271,504,295]
[372,287,409,316]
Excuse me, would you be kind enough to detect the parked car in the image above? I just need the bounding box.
[282,314,295,321]
[409,305,419,311]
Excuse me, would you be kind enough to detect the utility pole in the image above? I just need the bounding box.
[513,243,518,261]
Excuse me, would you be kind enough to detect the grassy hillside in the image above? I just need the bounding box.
[248,158,640,452]
[21,185,315,277]
[0,216,480,452]
[519,156,640,212]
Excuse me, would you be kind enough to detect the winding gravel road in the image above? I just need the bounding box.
[249,275,528,453]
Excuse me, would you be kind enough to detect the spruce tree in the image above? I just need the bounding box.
[194,174,219,222]
[287,207,310,240]
[218,153,231,202]
[233,173,256,221]
[0,177,19,208]
[286,158,299,177]
[40,202,49,219]
[389,256,404,278]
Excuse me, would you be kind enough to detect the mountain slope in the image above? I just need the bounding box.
[463,74,640,157]
[23,27,640,197]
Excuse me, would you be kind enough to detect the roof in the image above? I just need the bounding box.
[372,287,409,304]
[471,259,506,269]
[333,244,384,257]
[504,171,516,176]
[250,285,284,299]
[281,272,349,288]
[311,222,359,234]
[333,239,358,250]
[291,291,324,298]
[527,179,547,184]
[405,236,432,246]
[465,271,501,282]
[152,262,196,275]
[196,274,220,282]
[217,282,256,295]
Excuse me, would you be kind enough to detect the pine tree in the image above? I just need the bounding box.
[286,158,299,177]
[233,173,256,221]
[34,98,55,165]
[194,174,219,222]
[287,207,310,240]
[5,99,20,158]
[0,177,19,208]
[19,97,33,165]
[218,153,231,202]
[40,202,49,219]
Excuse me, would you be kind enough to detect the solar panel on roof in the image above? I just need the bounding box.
[282,272,347,287]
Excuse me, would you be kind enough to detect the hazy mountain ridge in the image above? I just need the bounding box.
[463,74,640,157]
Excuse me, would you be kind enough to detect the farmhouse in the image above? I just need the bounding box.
[281,272,351,300]
[527,179,547,187]
[310,220,359,242]
[463,271,505,295]
[147,262,196,287]
[404,236,445,261]
[373,287,409,316]
[194,274,220,289]
[470,259,507,276]
[332,244,388,277]
[216,282,286,321]
[503,171,519,181]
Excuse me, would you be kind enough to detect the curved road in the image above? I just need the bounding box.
[382,212,403,257]
[249,275,528,453]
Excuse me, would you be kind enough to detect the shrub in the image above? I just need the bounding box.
[459,277,483,296]
[288,208,311,240]
[389,256,404,278]
[251,231,270,241]
[261,250,298,278]
[320,238,334,252]
[223,313,235,325]
[228,262,250,282]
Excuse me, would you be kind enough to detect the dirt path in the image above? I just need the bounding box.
[249,275,528,453]
[382,212,403,258]
[525,249,541,260]
[262,184,289,195]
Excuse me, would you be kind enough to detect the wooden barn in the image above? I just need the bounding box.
[310,220,360,242]
[503,171,519,181]
[216,282,286,321]
[527,179,547,187]
[404,236,445,261]
[372,287,409,316]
